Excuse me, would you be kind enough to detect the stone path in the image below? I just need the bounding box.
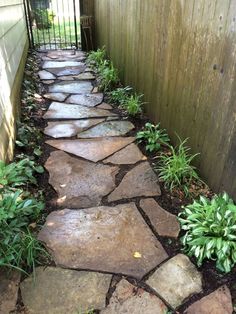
[3,50,233,314]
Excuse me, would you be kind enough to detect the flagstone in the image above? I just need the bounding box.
[43,92,68,102]
[66,93,103,106]
[146,254,202,309]
[108,162,161,202]
[42,80,55,84]
[49,66,86,76]
[46,50,85,59]
[38,203,168,278]
[104,143,147,165]
[43,102,115,120]
[44,119,104,138]
[38,70,56,80]
[58,76,74,80]
[74,72,96,80]
[77,121,134,138]
[140,198,180,238]
[45,150,118,207]
[97,102,113,110]
[49,81,93,94]
[20,267,111,314]
[101,279,167,314]
[46,137,135,162]
[43,61,84,69]
[0,268,21,314]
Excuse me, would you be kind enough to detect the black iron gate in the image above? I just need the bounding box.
[24,0,80,50]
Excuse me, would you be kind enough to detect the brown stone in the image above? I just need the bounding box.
[21,267,111,314]
[38,203,168,278]
[185,285,233,314]
[43,92,68,102]
[108,162,161,202]
[104,143,147,165]
[66,93,104,107]
[0,268,21,314]
[75,72,95,80]
[43,60,84,69]
[46,137,135,162]
[140,198,180,238]
[42,80,55,84]
[49,81,93,94]
[58,76,74,80]
[97,103,113,110]
[45,150,119,208]
[101,279,167,314]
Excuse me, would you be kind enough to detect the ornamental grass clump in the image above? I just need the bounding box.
[97,60,119,91]
[122,93,143,116]
[108,86,132,106]
[179,193,236,273]
[87,46,106,67]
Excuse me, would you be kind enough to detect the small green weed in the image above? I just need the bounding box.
[122,93,143,116]
[108,86,132,105]
[136,122,170,152]
[16,122,42,150]
[179,192,236,273]
[98,60,119,91]
[157,137,200,196]
[87,46,106,67]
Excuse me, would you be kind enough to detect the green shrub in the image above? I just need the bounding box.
[156,138,199,195]
[98,61,119,91]
[122,93,143,116]
[179,193,236,273]
[87,46,106,67]
[136,122,170,152]
[108,86,132,105]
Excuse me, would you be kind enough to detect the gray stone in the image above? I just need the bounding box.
[77,121,134,138]
[38,70,56,80]
[55,67,86,76]
[46,50,85,60]
[49,81,93,94]
[38,203,168,278]
[140,198,180,238]
[66,93,103,107]
[108,162,161,202]
[46,137,135,162]
[101,279,167,314]
[43,92,68,102]
[185,285,233,314]
[43,61,84,69]
[58,76,74,81]
[146,254,202,309]
[42,80,55,84]
[45,150,118,208]
[104,143,147,164]
[44,119,104,138]
[97,103,113,110]
[75,72,95,80]
[20,267,111,314]
[0,268,21,314]
[43,102,116,120]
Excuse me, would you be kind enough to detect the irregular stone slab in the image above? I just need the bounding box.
[44,119,104,138]
[43,61,84,69]
[47,50,85,59]
[38,70,56,80]
[104,143,147,165]
[74,72,95,80]
[185,285,233,314]
[58,76,74,81]
[108,162,161,202]
[97,102,113,110]
[45,150,118,207]
[0,268,21,314]
[43,92,68,102]
[66,93,103,106]
[101,279,167,314]
[146,254,202,309]
[46,137,134,162]
[42,80,54,84]
[20,267,111,314]
[43,102,116,120]
[77,121,134,138]
[140,198,180,238]
[38,203,168,278]
[49,81,93,94]
[49,66,86,77]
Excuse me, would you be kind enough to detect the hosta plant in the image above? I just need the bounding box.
[122,93,143,116]
[179,193,236,273]
[157,138,200,196]
[108,86,132,106]
[136,122,170,152]
[87,46,106,67]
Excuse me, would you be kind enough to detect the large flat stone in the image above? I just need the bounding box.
[43,92,68,102]
[104,143,147,165]
[46,137,135,162]
[45,150,119,208]
[140,198,180,238]
[66,93,103,106]
[101,279,167,314]
[38,203,168,278]
[146,254,202,309]
[49,81,93,94]
[44,119,104,138]
[43,61,84,69]
[108,162,161,202]
[75,72,95,80]
[77,121,134,138]
[49,66,86,77]
[43,102,116,120]
[185,285,233,314]
[46,50,85,60]
[38,70,56,80]
[0,268,21,314]
[97,103,113,110]
[20,267,111,314]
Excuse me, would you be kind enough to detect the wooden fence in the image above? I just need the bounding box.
[94,0,236,199]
